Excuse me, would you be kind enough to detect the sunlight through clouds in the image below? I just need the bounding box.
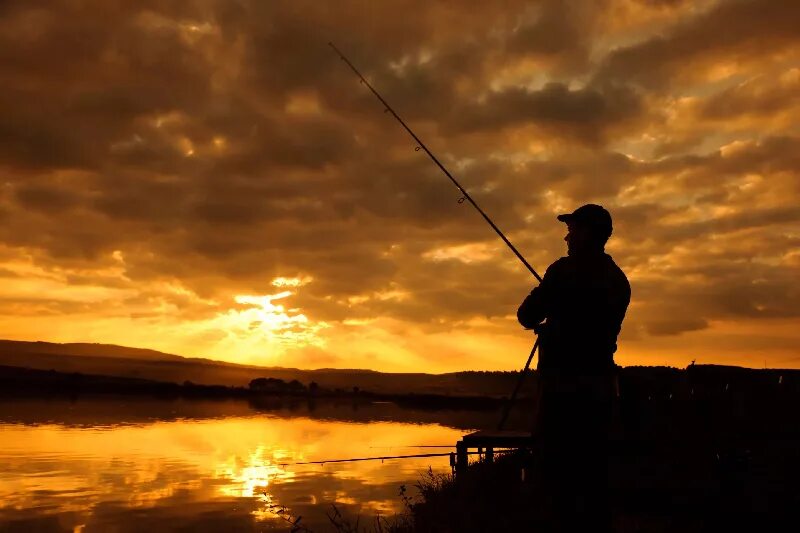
[197,280,331,362]
[222,295,326,343]
[422,242,496,264]
[271,276,313,288]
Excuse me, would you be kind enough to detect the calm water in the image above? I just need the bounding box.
[0,398,481,532]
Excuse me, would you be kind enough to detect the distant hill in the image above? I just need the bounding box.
[0,339,527,397]
[0,340,186,362]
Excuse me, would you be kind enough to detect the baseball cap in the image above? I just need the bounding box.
[557,204,613,239]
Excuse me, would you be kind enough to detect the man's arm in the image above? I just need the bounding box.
[517,260,560,329]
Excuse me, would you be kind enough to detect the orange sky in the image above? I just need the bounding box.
[0,0,798,372]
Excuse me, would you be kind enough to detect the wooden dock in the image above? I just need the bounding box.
[455,430,534,475]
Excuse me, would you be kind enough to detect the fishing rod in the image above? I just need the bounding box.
[330,42,543,432]
[369,445,455,449]
[279,448,524,467]
[279,451,480,467]
[497,338,539,431]
[328,42,542,283]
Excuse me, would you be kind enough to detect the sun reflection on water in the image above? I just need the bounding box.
[216,446,296,497]
[214,445,299,521]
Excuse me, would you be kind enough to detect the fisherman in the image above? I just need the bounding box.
[518,203,630,532]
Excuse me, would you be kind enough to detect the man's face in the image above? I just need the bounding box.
[564,223,593,255]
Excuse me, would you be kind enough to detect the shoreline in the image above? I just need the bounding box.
[0,364,510,411]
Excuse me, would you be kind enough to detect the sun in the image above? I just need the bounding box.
[198,277,329,363]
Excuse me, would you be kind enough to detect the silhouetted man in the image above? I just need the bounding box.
[518,203,630,532]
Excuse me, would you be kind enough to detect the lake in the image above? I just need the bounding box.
[0,397,496,532]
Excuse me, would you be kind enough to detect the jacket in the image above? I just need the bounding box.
[518,252,630,374]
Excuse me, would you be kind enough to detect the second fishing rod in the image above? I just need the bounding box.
[330,42,541,430]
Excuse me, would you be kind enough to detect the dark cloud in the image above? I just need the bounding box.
[449,82,645,144]
[13,183,81,213]
[503,0,611,76]
[596,0,800,90]
[699,71,800,120]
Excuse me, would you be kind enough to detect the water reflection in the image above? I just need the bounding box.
[0,400,467,531]
[215,445,296,523]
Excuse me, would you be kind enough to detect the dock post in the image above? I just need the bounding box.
[486,447,494,463]
[456,441,467,477]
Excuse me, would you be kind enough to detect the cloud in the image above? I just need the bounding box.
[699,69,800,120]
[0,0,798,370]
[596,0,800,90]
[645,317,709,336]
[449,82,646,144]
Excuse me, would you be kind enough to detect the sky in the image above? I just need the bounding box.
[0,0,798,372]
